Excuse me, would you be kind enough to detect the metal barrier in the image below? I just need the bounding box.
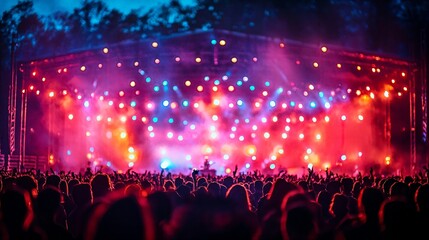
[0,155,47,171]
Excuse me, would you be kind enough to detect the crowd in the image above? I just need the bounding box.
[0,166,428,240]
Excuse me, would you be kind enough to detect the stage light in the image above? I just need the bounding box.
[269,101,276,107]
[197,85,204,92]
[68,113,74,120]
[321,46,328,52]
[324,102,331,109]
[312,117,317,123]
[285,126,290,131]
[308,163,313,169]
[167,132,173,138]
[313,62,319,68]
[178,135,184,141]
[152,117,158,123]
[119,103,125,109]
[152,41,158,48]
[168,118,174,123]
[130,81,136,87]
[341,115,347,121]
[128,153,135,160]
[134,61,139,67]
[228,103,234,108]
[280,42,285,48]
[42,77,46,82]
[370,92,375,99]
[358,152,363,157]
[103,47,108,53]
[341,155,347,161]
[303,91,309,96]
[262,91,268,96]
[195,57,202,63]
[358,115,364,121]
[107,117,112,122]
[212,115,219,121]
[116,62,122,68]
[128,162,134,168]
[252,57,258,62]
[307,148,312,154]
[264,132,270,139]
[219,40,226,46]
[49,91,55,98]
[190,124,196,130]
[298,103,303,109]
[147,102,154,109]
[96,115,102,121]
[245,163,251,169]
[120,116,127,122]
[281,133,288,139]
[141,117,147,123]
[271,155,277,161]
[170,102,177,109]
[270,163,276,170]
[182,100,189,107]
[132,116,137,121]
[211,39,217,45]
[290,101,296,107]
[193,102,199,108]
[155,58,160,64]
[250,86,255,91]
[228,86,235,92]
[299,133,305,139]
[299,116,304,122]
[160,160,170,169]
[163,100,169,107]
[148,126,154,131]
[229,133,235,139]
[385,156,391,165]
[401,72,406,77]
[403,87,408,91]
[261,117,267,123]
[337,63,342,68]
[222,75,228,81]
[86,131,91,137]
[356,66,361,71]
[149,132,155,138]
[272,116,278,122]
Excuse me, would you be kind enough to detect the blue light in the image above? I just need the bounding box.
[183,120,188,125]
[154,86,160,92]
[204,76,210,81]
[310,102,316,108]
[277,88,284,93]
[245,163,250,169]
[145,77,151,83]
[106,161,111,167]
[236,80,243,86]
[66,150,71,155]
[160,160,170,169]
[234,119,240,124]
[249,85,255,91]
[132,115,137,121]
[139,69,145,75]
[163,100,169,107]
[245,118,250,123]
[173,85,178,91]
[214,80,220,85]
[168,118,174,123]
[89,147,94,152]
[211,39,217,45]
[270,101,276,107]
[237,100,243,106]
[265,81,270,87]
[182,100,189,107]
[163,80,168,86]
[290,101,296,107]
[152,117,158,123]
[130,101,136,107]
[319,92,324,98]
[84,101,90,108]
[329,96,333,101]
[104,91,109,96]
